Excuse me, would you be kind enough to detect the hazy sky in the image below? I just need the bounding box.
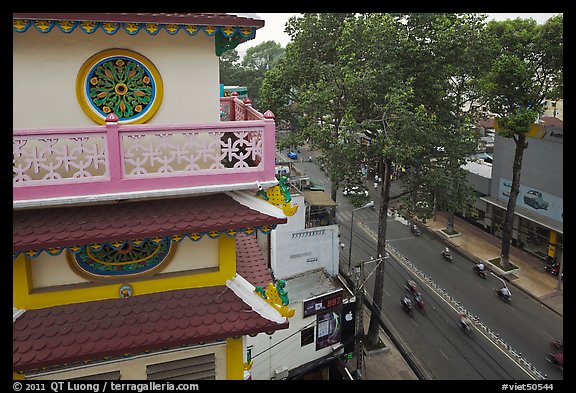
[235,13,561,58]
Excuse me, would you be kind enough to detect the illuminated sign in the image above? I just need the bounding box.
[303,289,343,318]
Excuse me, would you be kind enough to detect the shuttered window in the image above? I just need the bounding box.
[146,353,216,380]
[69,371,121,380]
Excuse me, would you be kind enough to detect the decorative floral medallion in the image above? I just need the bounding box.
[76,49,163,124]
[67,238,175,282]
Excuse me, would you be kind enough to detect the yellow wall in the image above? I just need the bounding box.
[13,236,236,310]
[226,337,244,380]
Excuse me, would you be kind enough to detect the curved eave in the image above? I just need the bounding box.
[13,13,263,54]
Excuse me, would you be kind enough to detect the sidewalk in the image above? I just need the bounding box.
[359,210,563,380]
[422,211,563,317]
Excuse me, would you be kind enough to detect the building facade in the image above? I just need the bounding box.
[464,116,563,264]
[13,13,296,380]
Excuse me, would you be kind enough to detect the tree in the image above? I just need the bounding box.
[480,15,563,269]
[339,13,490,349]
[219,42,285,109]
[259,13,360,207]
[242,40,285,72]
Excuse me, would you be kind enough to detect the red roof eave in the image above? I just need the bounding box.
[13,286,288,372]
[12,13,265,28]
[13,193,286,254]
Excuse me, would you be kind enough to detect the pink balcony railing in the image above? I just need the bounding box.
[13,104,277,206]
[219,94,265,122]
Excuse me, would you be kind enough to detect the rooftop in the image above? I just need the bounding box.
[13,233,288,372]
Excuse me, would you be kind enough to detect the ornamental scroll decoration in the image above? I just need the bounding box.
[67,238,176,282]
[76,49,163,125]
[256,176,298,216]
[254,280,295,318]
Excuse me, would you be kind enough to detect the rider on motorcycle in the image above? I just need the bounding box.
[475,262,485,272]
[498,286,511,298]
[406,279,418,295]
[401,295,412,309]
[442,247,451,257]
[458,312,471,329]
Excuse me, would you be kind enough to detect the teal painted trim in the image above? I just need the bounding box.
[13,19,31,32]
[100,22,121,35]
[14,19,256,43]
[78,21,99,34]
[13,225,277,260]
[55,21,78,33]
[32,20,56,33]
[122,23,143,35]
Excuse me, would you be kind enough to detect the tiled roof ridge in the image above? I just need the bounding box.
[226,274,286,324]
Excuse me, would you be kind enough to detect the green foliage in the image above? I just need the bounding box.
[219,41,285,109]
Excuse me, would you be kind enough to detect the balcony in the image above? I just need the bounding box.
[13,97,277,208]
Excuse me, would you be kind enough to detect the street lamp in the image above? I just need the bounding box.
[347,200,375,273]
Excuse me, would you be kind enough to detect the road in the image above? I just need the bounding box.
[278,146,563,380]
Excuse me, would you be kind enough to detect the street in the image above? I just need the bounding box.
[279,145,563,380]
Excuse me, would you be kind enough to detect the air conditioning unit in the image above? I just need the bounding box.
[273,365,289,380]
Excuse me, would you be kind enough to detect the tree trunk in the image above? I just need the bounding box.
[366,157,391,349]
[500,134,527,269]
[330,178,338,224]
[446,210,455,234]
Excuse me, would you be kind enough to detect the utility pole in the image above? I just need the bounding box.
[354,259,364,380]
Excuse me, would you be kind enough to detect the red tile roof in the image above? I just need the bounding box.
[12,13,265,28]
[540,116,563,128]
[13,193,286,254]
[13,233,286,372]
[236,233,272,288]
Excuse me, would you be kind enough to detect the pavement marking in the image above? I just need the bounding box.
[386,243,547,380]
[439,349,450,361]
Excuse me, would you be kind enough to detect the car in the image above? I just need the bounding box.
[523,189,549,210]
[343,185,369,197]
[287,151,298,160]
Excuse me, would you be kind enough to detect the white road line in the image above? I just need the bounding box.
[439,349,450,361]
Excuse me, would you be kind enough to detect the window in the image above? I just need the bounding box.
[301,326,314,347]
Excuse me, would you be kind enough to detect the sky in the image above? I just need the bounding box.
[234,13,561,58]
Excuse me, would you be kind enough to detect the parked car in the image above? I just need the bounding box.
[523,189,549,210]
[343,185,369,197]
[287,151,298,160]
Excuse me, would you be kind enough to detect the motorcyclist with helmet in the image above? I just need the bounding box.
[401,295,412,311]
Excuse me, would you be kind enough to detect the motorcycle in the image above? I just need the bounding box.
[401,297,414,316]
[546,351,563,372]
[545,262,560,276]
[411,225,420,236]
[404,280,418,296]
[458,320,474,337]
[414,293,426,313]
[494,287,512,303]
[441,250,453,262]
[473,265,487,279]
[550,339,563,352]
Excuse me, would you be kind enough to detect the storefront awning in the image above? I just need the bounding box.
[302,190,337,207]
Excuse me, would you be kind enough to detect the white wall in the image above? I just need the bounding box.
[247,300,336,380]
[13,28,220,128]
[270,195,340,279]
